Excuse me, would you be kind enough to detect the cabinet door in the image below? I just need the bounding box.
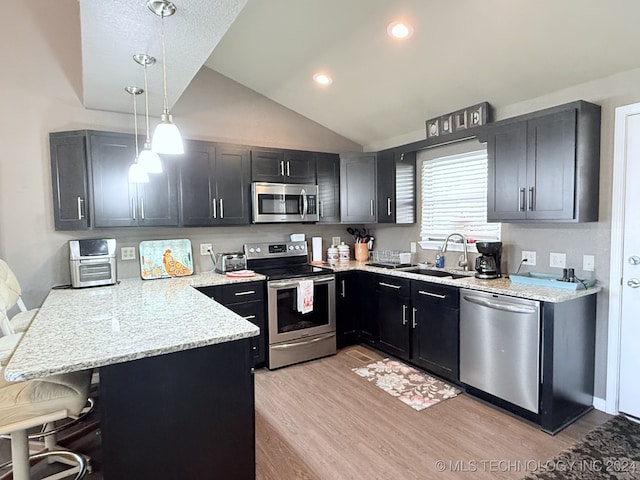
[376,276,410,360]
[526,109,577,220]
[215,145,251,225]
[340,153,377,223]
[376,150,395,224]
[487,121,528,222]
[357,272,379,345]
[336,272,358,348]
[50,131,91,230]
[395,151,416,224]
[225,301,266,367]
[179,141,216,226]
[316,153,340,223]
[411,282,459,382]
[90,132,137,228]
[251,149,285,182]
[137,160,179,227]
[283,150,316,183]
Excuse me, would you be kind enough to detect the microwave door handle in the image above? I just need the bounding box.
[300,189,308,219]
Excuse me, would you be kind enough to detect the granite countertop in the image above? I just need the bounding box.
[320,261,602,303]
[4,276,260,382]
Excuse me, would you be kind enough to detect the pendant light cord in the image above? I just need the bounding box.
[143,63,151,142]
[161,9,169,113]
[133,93,139,157]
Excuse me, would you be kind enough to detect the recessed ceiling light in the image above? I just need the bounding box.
[387,20,414,40]
[313,72,333,86]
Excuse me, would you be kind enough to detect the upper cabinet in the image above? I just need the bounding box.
[50,131,91,230]
[316,153,340,224]
[90,132,179,228]
[340,153,377,223]
[251,148,316,184]
[485,100,601,223]
[376,150,416,224]
[179,141,250,226]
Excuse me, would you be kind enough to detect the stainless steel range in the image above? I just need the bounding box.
[244,241,336,369]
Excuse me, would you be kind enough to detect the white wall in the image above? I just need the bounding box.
[0,1,360,310]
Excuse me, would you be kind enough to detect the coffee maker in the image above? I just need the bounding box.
[474,241,502,279]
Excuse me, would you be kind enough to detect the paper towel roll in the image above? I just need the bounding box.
[312,237,323,262]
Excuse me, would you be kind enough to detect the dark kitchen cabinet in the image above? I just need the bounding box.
[90,131,178,228]
[197,282,266,367]
[376,150,416,224]
[179,141,250,226]
[340,153,377,223]
[50,131,91,230]
[336,271,359,348]
[251,148,316,184]
[357,272,379,345]
[410,281,459,383]
[486,100,601,223]
[376,275,411,360]
[316,152,341,224]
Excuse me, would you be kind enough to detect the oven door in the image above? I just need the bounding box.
[267,274,336,343]
[252,182,319,223]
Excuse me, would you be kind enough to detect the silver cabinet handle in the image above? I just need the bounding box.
[379,282,401,289]
[219,198,224,219]
[286,161,290,177]
[341,279,346,298]
[528,186,535,211]
[627,278,640,288]
[629,256,640,265]
[412,307,417,328]
[402,304,407,325]
[140,197,145,220]
[418,290,446,299]
[519,187,526,212]
[370,199,374,217]
[387,197,392,216]
[319,201,324,218]
[212,198,217,219]
[243,315,256,320]
[279,160,285,176]
[77,196,84,220]
[131,198,136,220]
[234,290,256,296]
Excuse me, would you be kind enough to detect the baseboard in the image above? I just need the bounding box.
[593,396,607,412]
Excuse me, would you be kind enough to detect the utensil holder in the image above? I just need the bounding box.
[354,243,369,262]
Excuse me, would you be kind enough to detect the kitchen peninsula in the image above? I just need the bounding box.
[4,277,260,479]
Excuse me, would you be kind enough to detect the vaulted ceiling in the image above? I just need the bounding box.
[80,0,640,148]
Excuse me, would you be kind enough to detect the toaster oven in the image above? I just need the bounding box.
[69,239,117,288]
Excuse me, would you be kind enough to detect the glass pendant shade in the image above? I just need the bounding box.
[152,112,184,154]
[138,142,163,173]
[128,160,150,183]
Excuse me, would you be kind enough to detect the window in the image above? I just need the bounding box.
[420,150,500,245]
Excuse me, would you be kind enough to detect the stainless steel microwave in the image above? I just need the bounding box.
[251,182,319,223]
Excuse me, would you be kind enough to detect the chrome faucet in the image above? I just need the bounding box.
[441,233,469,271]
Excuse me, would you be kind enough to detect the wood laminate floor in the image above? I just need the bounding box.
[0,346,611,479]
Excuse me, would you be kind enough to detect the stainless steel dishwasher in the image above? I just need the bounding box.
[459,289,541,413]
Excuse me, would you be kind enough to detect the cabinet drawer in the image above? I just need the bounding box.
[376,275,410,297]
[411,281,459,308]
[221,281,264,304]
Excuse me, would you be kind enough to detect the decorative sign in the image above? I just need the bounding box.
[426,102,491,140]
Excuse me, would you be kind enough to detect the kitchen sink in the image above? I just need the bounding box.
[407,268,473,280]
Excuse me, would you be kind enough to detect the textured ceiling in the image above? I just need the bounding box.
[79,0,640,149]
[80,0,247,116]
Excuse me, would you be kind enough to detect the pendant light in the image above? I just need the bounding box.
[126,86,150,184]
[148,0,184,155]
[134,54,163,173]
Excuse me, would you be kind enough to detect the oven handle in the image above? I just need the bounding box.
[268,275,335,289]
[270,332,336,350]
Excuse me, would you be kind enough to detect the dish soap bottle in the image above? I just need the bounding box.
[435,248,445,268]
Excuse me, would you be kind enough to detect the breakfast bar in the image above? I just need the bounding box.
[4,277,260,479]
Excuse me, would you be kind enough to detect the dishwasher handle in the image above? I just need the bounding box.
[462,295,538,314]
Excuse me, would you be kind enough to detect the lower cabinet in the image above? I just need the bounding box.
[197,281,266,367]
[376,276,411,360]
[410,281,459,383]
[336,272,358,348]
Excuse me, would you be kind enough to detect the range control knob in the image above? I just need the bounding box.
[289,245,294,250]
[294,245,300,250]
[248,248,255,253]
[255,247,261,253]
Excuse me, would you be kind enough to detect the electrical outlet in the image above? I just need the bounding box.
[121,247,136,261]
[549,252,566,268]
[410,242,417,253]
[583,254,595,272]
[521,250,537,266]
[332,236,341,246]
[200,243,213,256]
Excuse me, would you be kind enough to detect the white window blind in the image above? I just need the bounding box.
[420,150,501,241]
